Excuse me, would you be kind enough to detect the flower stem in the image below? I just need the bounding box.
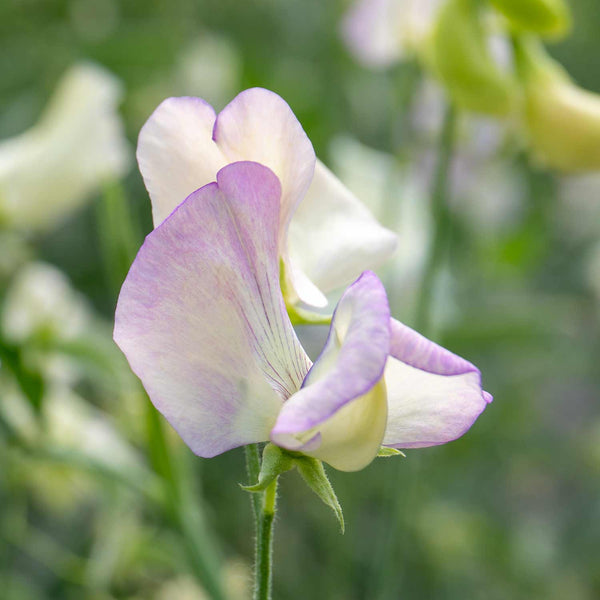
[255,479,277,600]
[245,444,263,526]
[414,102,457,336]
[245,444,278,600]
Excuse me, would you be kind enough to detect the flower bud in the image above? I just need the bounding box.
[515,37,600,172]
[489,0,571,38]
[427,0,516,115]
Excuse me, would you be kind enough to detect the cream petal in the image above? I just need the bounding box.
[383,319,492,448]
[213,87,316,237]
[136,96,227,225]
[288,160,398,298]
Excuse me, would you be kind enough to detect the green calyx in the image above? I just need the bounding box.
[376,446,406,458]
[240,442,295,493]
[241,443,345,533]
[427,0,517,116]
[489,0,571,39]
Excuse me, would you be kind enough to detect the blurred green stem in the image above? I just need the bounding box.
[97,181,141,297]
[245,444,277,600]
[414,103,457,335]
[145,400,225,600]
[97,182,225,599]
[372,103,458,600]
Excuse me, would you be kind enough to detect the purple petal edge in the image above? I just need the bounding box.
[271,270,390,438]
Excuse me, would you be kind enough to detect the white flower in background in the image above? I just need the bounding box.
[3,383,143,511]
[341,0,442,68]
[44,386,141,471]
[1,261,133,391]
[2,262,91,344]
[0,62,130,232]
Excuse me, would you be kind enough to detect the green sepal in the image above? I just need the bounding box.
[240,443,294,492]
[377,447,406,458]
[241,444,345,532]
[294,456,345,534]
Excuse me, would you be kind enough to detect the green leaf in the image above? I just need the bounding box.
[295,457,345,533]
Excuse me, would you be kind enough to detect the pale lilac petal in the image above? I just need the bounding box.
[271,271,390,470]
[137,96,227,225]
[213,88,316,237]
[115,162,311,457]
[288,160,398,300]
[341,0,405,68]
[383,319,492,448]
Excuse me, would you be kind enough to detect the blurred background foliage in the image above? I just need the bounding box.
[1,0,600,599]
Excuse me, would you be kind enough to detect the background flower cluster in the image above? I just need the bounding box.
[1,1,599,599]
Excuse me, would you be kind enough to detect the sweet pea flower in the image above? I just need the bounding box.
[0,63,130,232]
[136,88,397,308]
[115,161,491,472]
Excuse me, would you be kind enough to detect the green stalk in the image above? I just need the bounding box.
[245,444,263,527]
[255,479,277,600]
[245,444,278,600]
[414,103,458,336]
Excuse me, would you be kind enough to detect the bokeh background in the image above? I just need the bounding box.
[1,1,600,599]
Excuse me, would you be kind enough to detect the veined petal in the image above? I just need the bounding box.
[114,162,311,458]
[288,160,398,300]
[213,87,316,236]
[271,271,390,471]
[383,319,492,449]
[137,96,227,226]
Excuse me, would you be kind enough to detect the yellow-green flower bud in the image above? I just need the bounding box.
[515,37,600,172]
[489,0,571,38]
[427,0,516,116]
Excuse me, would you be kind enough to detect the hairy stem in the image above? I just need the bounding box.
[245,444,278,600]
[255,479,277,600]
